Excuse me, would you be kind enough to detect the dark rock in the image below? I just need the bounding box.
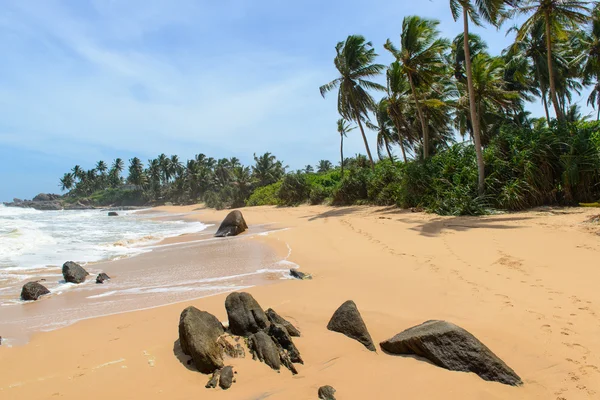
[13,198,23,203]
[219,366,234,390]
[108,211,118,216]
[32,193,60,202]
[214,210,248,237]
[266,308,300,337]
[269,323,303,364]
[20,282,50,301]
[379,320,522,386]
[96,273,110,284]
[277,345,298,375]
[217,336,245,358]
[318,385,337,400]
[248,331,281,371]
[290,269,312,280]
[62,261,89,284]
[178,306,225,374]
[327,300,375,351]
[205,370,220,388]
[225,292,270,336]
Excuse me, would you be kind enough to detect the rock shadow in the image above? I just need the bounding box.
[173,338,197,372]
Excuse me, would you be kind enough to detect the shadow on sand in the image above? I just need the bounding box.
[399,215,533,237]
[173,338,197,372]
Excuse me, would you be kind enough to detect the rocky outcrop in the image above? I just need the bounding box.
[225,292,270,336]
[20,282,50,301]
[62,261,89,284]
[269,323,303,364]
[290,269,312,280]
[217,336,245,358]
[266,308,300,337]
[178,306,225,374]
[219,366,235,390]
[96,273,110,284]
[318,385,337,400]
[327,300,375,351]
[379,320,522,386]
[108,211,118,216]
[214,210,248,237]
[248,331,281,371]
[32,193,61,202]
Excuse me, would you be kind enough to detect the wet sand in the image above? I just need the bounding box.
[2,205,600,399]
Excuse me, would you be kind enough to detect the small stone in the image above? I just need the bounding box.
[290,269,312,280]
[219,366,234,390]
[318,385,336,400]
[205,370,219,388]
[96,273,110,284]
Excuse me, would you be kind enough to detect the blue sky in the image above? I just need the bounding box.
[0,0,593,202]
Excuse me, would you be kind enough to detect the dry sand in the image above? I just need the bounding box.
[2,205,600,399]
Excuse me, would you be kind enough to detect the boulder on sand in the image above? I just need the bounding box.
[219,366,234,390]
[225,292,270,336]
[327,300,375,351]
[379,320,522,386]
[214,210,248,237]
[96,273,110,284]
[266,308,301,337]
[21,282,50,301]
[289,269,312,280]
[62,261,89,284]
[318,385,337,400]
[178,306,225,374]
[248,331,281,371]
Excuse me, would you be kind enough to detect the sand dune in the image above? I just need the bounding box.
[1,205,600,399]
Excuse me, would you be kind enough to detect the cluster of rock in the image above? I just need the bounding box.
[20,261,111,301]
[4,193,86,211]
[178,292,303,391]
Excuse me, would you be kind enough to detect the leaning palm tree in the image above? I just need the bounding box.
[59,173,74,192]
[450,0,513,194]
[320,35,386,169]
[514,0,591,122]
[367,98,399,162]
[384,16,449,159]
[337,119,355,177]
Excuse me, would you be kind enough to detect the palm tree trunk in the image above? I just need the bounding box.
[340,135,345,177]
[407,73,429,159]
[536,63,551,122]
[384,136,394,163]
[463,9,485,196]
[354,109,375,170]
[545,11,564,122]
[391,118,408,163]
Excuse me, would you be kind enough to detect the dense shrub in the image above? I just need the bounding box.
[246,182,281,206]
[278,173,310,206]
[88,188,147,206]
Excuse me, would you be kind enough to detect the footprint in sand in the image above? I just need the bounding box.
[541,324,552,333]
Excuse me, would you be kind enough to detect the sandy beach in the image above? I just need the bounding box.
[2,204,600,399]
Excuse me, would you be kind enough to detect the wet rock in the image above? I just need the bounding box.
[62,261,89,284]
[225,292,270,336]
[318,385,337,400]
[20,282,50,301]
[248,331,281,371]
[266,308,300,337]
[219,366,234,390]
[178,306,225,374]
[214,210,248,237]
[217,335,245,358]
[96,273,110,284]
[327,300,375,351]
[269,323,303,364]
[205,370,220,388]
[108,211,118,216]
[379,320,522,386]
[290,269,312,280]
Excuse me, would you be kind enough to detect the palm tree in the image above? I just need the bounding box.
[367,98,398,162]
[127,157,146,187]
[252,152,286,186]
[317,160,333,173]
[72,165,84,181]
[384,16,449,159]
[514,0,591,122]
[337,119,355,177]
[96,161,107,175]
[450,0,513,194]
[304,165,314,174]
[385,61,416,162]
[320,35,386,169]
[577,3,600,119]
[59,173,74,191]
[169,155,183,180]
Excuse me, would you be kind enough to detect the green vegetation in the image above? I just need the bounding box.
[59,2,600,215]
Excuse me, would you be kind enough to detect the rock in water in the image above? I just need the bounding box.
[214,210,248,237]
[62,261,89,284]
[219,366,234,390]
[20,282,50,301]
[96,273,110,284]
[178,306,225,374]
[248,331,281,371]
[108,211,118,216]
[225,292,270,336]
[318,385,337,400]
[327,300,375,351]
[289,269,312,280]
[269,323,303,364]
[379,320,522,386]
[266,308,301,337]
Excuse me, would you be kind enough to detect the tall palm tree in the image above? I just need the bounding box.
[576,3,600,119]
[317,160,333,173]
[252,152,286,186]
[385,61,416,162]
[514,0,591,122]
[127,157,146,187]
[59,173,74,191]
[367,98,398,162]
[450,0,512,194]
[384,16,449,159]
[337,119,355,177]
[72,165,84,181]
[320,35,386,169]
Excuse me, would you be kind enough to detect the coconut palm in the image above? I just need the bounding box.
[514,0,591,122]
[252,152,286,186]
[367,98,399,162]
[337,119,356,177]
[127,157,146,187]
[317,160,333,173]
[304,165,314,174]
[320,35,386,169]
[576,3,600,118]
[384,16,449,159]
[59,173,74,191]
[385,61,416,162]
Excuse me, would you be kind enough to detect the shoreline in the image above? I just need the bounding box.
[2,205,600,399]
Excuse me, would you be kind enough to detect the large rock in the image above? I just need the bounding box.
[248,331,281,371]
[266,308,301,337]
[327,300,375,351]
[214,210,248,237]
[178,306,225,374]
[62,261,89,284]
[379,320,522,386]
[269,323,302,364]
[318,385,337,400]
[21,282,50,301]
[225,292,270,336]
